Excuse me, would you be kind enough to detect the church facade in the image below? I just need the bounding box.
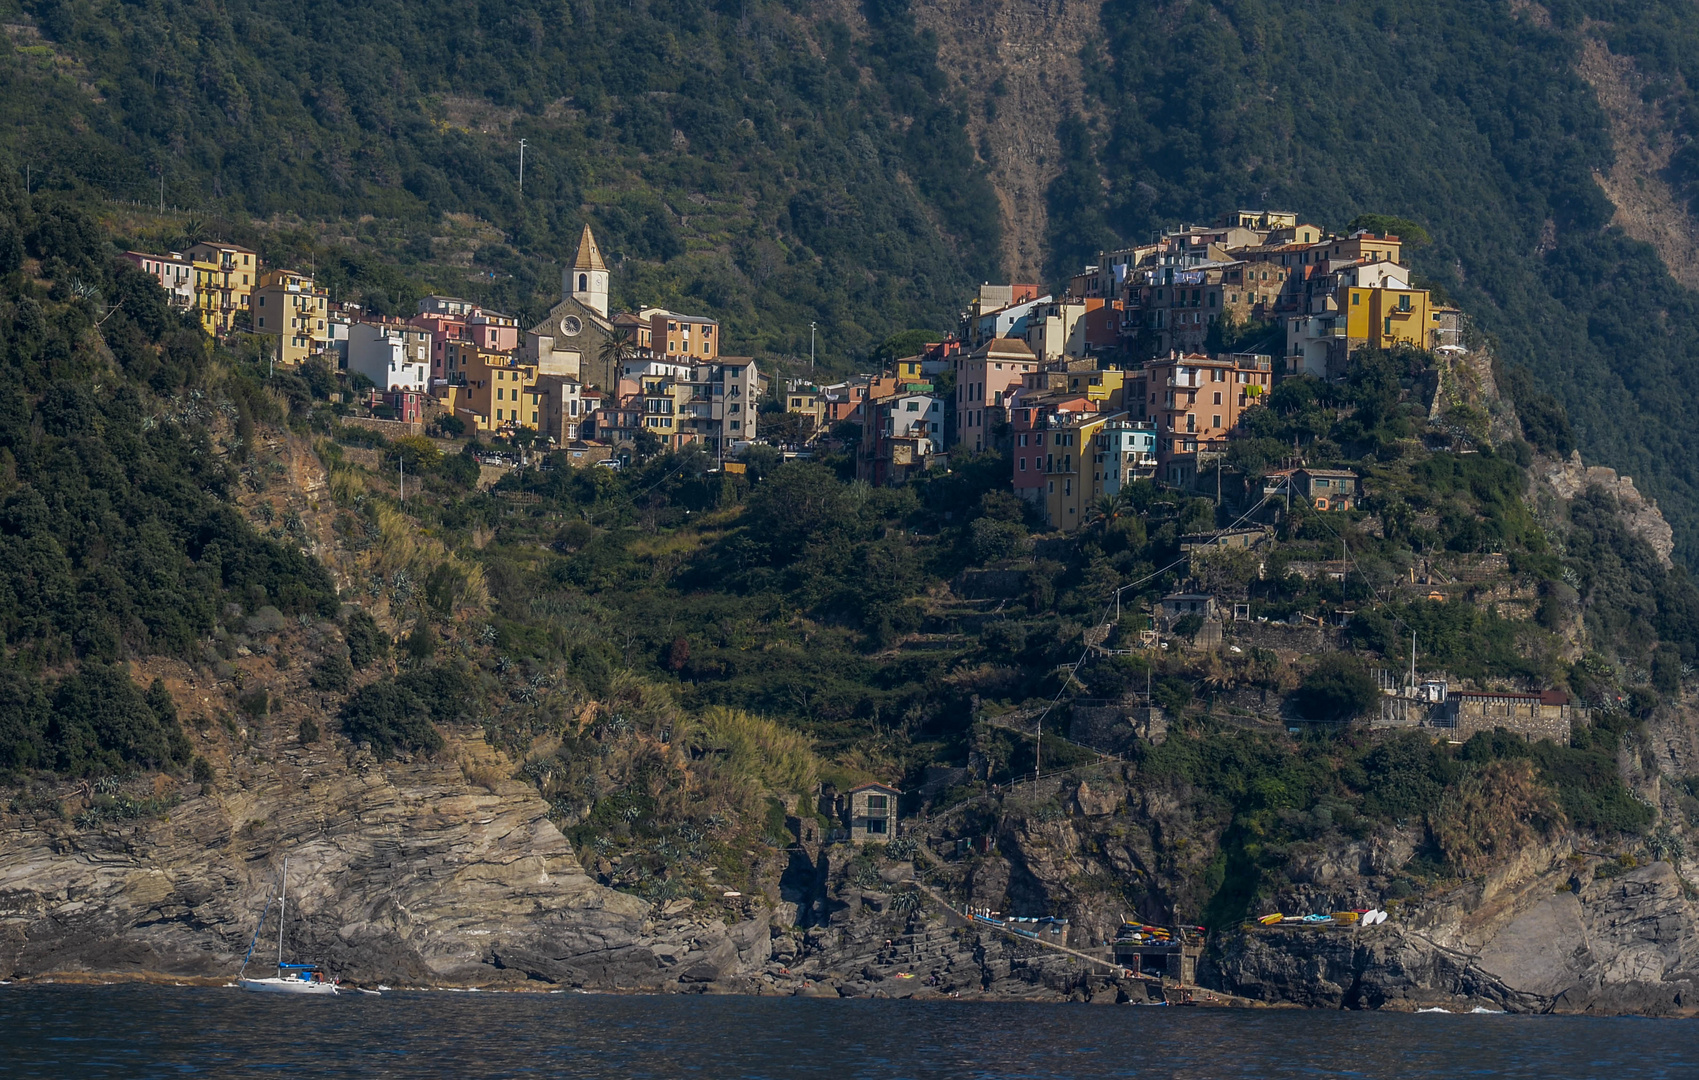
[524,225,622,390]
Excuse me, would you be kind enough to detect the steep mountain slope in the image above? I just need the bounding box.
[0,0,998,356]
[13,0,1699,565]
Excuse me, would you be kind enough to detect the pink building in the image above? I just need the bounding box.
[954,337,1039,453]
[121,250,195,309]
[1008,386,1096,506]
[411,296,520,382]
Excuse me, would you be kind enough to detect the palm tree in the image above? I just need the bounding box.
[1086,494,1119,533]
[598,329,636,385]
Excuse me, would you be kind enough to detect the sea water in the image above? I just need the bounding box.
[2,984,1696,1078]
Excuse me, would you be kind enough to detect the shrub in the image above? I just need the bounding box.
[1429,759,1560,876]
[59,669,191,773]
[1292,654,1380,722]
[969,517,1027,564]
[338,667,472,760]
[345,611,389,669]
[694,707,819,802]
[404,617,436,663]
[309,651,352,692]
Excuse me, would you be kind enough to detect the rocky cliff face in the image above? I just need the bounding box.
[753,759,1699,1014]
[0,684,791,993]
[0,716,654,987]
[1214,858,1699,1015]
[1538,449,1676,569]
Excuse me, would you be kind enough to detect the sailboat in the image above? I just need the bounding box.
[236,857,338,995]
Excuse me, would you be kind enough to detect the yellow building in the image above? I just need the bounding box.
[192,260,222,335]
[1065,368,1127,408]
[452,345,541,432]
[1044,410,1119,532]
[1343,286,1433,350]
[785,385,828,427]
[253,270,330,365]
[186,242,259,334]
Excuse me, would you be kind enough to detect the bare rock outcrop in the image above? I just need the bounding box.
[0,730,661,988]
[1214,859,1699,1014]
[1540,449,1675,568]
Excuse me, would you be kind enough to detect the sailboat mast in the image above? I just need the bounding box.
[278,857,286,972]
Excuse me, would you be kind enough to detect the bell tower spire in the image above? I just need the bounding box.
[564,224,609,318]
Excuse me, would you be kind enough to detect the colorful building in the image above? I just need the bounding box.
[1143,352,1272,483]
[1043,409,1122,531]
[1009,387,1097,506]
[253,269,330,365]
[1342,285,1433,351]
[1096,420,1159,497]
[954,337,1039,453]
[186,242,259,335]
[121,251,195,309]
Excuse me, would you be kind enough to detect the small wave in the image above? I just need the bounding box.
[1416,1007,1451,1013]
[1470,1006,1504,1014]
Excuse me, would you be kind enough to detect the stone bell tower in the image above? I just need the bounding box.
[563,224,609,319]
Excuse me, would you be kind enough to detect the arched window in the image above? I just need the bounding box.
[578,273,587,291]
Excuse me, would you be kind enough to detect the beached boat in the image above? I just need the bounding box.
[236,858,338,996]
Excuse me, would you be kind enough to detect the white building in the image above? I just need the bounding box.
[121,251,195,309]
[1097,420,1159,495]
[347,322,431,392]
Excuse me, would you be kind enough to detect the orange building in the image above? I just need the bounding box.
[1143,352,1272,483]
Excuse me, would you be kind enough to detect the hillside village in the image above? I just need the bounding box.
[123,226,763,461]
[32,188,1699,1011]
[120,208,1618,752]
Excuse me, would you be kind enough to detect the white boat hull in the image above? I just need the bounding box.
[238,977,338,996]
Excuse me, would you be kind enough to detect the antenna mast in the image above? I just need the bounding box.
[277,856,287,972]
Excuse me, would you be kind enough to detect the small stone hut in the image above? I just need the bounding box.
[845,782,901,844]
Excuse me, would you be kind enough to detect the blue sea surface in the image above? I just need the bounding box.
[1,984,1694,1078]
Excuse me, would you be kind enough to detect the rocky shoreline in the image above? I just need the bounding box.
[6,710,1699,1015]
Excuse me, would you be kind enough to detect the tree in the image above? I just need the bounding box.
[871,329,941,368]
[1292,654,1380,722]
[743,462,854,563]
[1345,214,1432,246]
[599,330,637,381]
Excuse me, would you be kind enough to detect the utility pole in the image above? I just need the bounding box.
[810,323,816,370]
[399,456,405,503]
[518,139,527,195]
[1034,713,1041,789]
[158,166,165,215]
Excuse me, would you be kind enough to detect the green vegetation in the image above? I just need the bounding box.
[339,667,473,759]
[0,666,189,776]
[0,0,993,360]
[0,184,339,778]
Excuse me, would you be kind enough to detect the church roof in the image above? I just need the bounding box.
[574,225,608,272]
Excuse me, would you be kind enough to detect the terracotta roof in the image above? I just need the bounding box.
[847,782,901,795]
[972,336,1038,361]
[573,225,608,272]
